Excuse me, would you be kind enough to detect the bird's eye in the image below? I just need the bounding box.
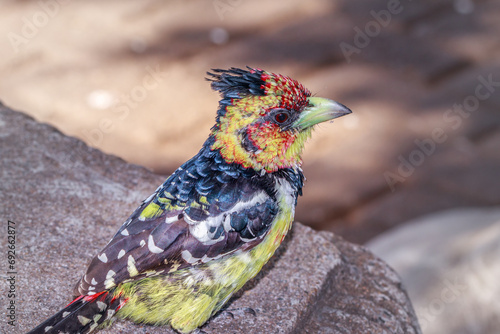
[275,112,289,123]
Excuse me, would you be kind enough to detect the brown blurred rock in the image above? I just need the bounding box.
[0,104,420,334]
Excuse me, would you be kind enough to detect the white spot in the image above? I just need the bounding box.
[91,278,98,285]
[200,254,212,263]
[148,235,164,253]
[104,279,116,289]
[165,215,178,224]
[121,229,129,236]
[86,90,114,110]
[275,178,296,209]
[106,309,115,320]
[106,270,116,279]
[140,239,146,247]
[117,249,126,259]
[221,214,231,232]
[97,301,107,311]
[88,286,95,291]
[240,236,256,243]
[88,291,96,296]
[93,314,102,323]
[98,253,108,263]
[200,254,223,263]
[62,312,70,318]
[89,323,99,332]
[44,326,53,332]
[127,255,139,277]
[78,315,91,325]
[190,221,222,245]
[145,270,158,277]
[181,250,201,264]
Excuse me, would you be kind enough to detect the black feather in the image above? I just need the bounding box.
[206,67,266,122]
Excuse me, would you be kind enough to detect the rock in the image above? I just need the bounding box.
[303,233,422,334]
[0,103,421,334]
[367,208,500,334]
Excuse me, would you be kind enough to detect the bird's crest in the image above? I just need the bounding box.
[207,67,311,121]
[207,67,266,99]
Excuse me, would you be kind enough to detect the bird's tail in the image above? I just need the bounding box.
[28,290,127,334]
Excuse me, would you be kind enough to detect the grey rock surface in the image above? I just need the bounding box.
[367,208,500,334]
[0,104,421,334]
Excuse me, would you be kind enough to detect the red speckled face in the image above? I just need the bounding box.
[211,69,314,172]
[208,67,351,172]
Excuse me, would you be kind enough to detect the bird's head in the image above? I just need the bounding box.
[207,67,351,172]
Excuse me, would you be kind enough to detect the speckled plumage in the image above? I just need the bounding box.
[29,67,351,334]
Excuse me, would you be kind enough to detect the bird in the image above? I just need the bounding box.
[29,67,351,334]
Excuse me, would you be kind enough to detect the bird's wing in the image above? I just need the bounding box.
[75,151,281,296]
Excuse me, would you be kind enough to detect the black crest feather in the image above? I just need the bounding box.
[207,67,266,99]
[207,67,267,122]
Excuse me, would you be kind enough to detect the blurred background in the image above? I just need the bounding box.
[1,0,499,333]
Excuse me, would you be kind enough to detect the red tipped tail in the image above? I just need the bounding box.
[28,291,126,334]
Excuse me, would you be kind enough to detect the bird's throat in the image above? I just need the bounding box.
[211,126,311,173]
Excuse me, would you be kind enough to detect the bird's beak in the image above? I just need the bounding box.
[293,97,352,130]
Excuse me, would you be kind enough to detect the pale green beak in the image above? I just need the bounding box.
[293,97,352,130]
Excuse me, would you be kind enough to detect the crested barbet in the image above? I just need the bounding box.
[29,67,351,334]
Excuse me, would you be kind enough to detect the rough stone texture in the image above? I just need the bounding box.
[0,105,420,333]
[304,234,421,334]
[367,208,500,334]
